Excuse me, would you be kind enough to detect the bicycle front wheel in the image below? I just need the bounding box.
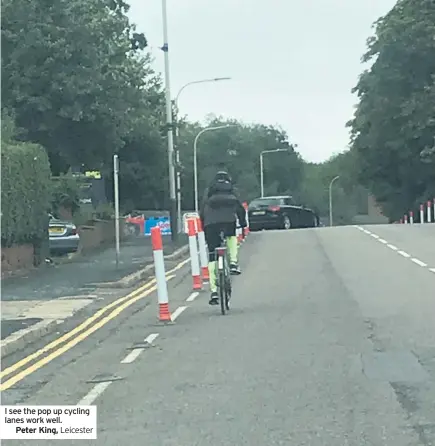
[225,282,230,311]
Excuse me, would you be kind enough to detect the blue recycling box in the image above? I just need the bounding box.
[144,217,172,236]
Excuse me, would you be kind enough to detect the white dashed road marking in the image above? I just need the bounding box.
[171,306,187,321]
[355,226,434,276]
[398,250,411,258]
[411,258,427,267]
[121,333,159,364]
[78,382,112,405]
[186,292,199,302]
[79,333,162,404]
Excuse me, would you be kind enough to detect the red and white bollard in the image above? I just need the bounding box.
[196,218,209,281]
[428,200,433,224]
[420,204,424,223]
[409,211,414,224]
[404,214,408,224]
[236,220,243,244]
[151,226,171,322]
[243,202,250,236]
[187,219,202,290]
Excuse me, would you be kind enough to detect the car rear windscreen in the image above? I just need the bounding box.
[249,198,281,207]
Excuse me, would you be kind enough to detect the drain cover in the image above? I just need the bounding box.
[127,342,154,350]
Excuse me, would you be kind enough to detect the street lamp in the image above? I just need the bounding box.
[174,77,232,108]
[259,149,288,197]
[173,77,231,232]
[160,0,177,241]
[193,124,238,212]
[329,175,340,227]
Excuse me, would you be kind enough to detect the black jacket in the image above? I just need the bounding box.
[200,181,246,228]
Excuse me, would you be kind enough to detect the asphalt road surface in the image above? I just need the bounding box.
[1,225,434,445]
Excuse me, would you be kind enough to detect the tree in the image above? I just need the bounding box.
[175,116,304,209]
[348,0,435,220]
[1,0,152,174]
[4,0,368,222]
[297,150,367,225]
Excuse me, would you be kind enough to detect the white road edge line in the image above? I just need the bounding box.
[398,250,411,258]
[171,306,187,321]
[411,258,427,267]
[121,333,160,364]
[186,292,199,302]
[78,382,111,405]
[355,226,434,275]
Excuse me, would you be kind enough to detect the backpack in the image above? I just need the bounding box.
[207,180,237,209]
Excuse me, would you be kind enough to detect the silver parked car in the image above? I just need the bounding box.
[48,214,80,255]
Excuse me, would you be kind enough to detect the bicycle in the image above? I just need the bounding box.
[215,230,232,315]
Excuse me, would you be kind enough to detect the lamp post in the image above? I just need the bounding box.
[174,77,231,107]
[160,0,177,241]
[113,154,120,268]
[193,124,237,212]
[173,77,231,232]
[259,149,288,197]
[329,175,340,227]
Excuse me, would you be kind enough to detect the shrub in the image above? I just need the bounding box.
[1,142,52,247]
[51,174,80,217]
[1,112,51,250]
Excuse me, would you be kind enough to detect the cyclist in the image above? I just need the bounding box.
[199,169,247,305]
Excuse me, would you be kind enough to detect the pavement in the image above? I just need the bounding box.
[0,234,188,358]
[1,224,435,445]
[1,234,187,301]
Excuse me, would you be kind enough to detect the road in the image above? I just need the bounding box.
[1,225,435,445]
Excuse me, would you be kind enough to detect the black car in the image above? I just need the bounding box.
[248,196,318,231]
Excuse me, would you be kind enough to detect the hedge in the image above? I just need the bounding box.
[1,141,52,247]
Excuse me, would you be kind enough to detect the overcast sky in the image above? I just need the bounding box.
[128,0,397,163]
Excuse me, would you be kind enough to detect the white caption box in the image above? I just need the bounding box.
[0,405,97,440]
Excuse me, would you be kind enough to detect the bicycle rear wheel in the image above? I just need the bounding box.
[224,265,231,311]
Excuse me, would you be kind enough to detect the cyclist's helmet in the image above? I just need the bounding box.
[214,170,232,184]
[208,170,233,199]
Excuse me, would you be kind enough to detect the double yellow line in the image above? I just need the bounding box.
[0,258,190,391]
